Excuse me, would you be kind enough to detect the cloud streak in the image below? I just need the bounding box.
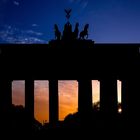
[13,1,19,6]
[82,1,88,9]
[69,0,88,9]
[0,25,47,44]
[59,81,78,120]
[32,24,38,27]
[69,0,88,4]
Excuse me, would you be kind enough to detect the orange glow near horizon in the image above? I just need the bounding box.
[12,80,122,123]
[92,80,100,103]
[34,81,49,124]
[12,81,25,106]
[59,81,78,121]
[117,80,121,103]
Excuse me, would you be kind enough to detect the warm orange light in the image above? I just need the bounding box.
[13,80,122,123]
[59,80,78,121]
[118,108,122,113]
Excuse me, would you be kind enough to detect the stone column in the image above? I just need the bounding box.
[121,80,129,117]
[78,80,92,116]
[0,80,12,130]
[25,79,34,121]
[100,79,118,115]
[122,79,139,118]
[0,80,12,115]
[49,80,58,125]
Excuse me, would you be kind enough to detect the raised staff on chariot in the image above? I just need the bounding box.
[54,9,89,40]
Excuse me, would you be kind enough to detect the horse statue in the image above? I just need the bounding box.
[79,24,89,40]
[54,24,61,40]
[73,22,79,39]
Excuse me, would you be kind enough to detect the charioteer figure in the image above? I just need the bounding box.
[54,9,90,41]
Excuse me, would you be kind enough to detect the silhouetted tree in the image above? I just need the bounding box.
[93,101,100,112]
[10,104,42,135]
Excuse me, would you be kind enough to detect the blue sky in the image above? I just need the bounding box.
[0,0,140,43]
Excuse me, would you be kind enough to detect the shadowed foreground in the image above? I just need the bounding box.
[0,42,139,139]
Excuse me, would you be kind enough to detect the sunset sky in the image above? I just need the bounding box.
[12,80,121,123]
